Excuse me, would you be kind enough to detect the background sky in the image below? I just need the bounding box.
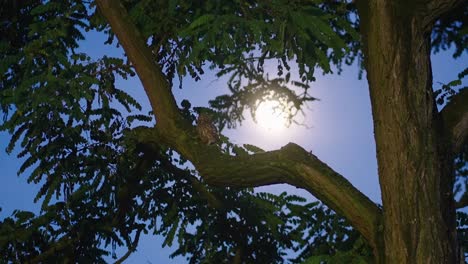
[0,29,466,263]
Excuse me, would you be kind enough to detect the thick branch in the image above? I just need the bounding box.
[441,88,468,154]
[207,143,383,250]
[456,192,468,209]
[232,246,243,264]
[367,0,466,31]
[135,127,383,250]
[96,0,383,251]
[422,0,465,27]
[94,0,185,133]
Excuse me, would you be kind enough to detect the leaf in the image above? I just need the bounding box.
[447,79,462,87]
[187,14,215,31]
[458,67,468,79]
[13,211,35,223]
[162,216,179,247]
[114,88,142,111]
[126,114,153,124]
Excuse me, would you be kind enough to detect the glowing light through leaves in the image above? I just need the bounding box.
[254,100,289,131]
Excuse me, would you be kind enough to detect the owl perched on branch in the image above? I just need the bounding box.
[196,113,219,145]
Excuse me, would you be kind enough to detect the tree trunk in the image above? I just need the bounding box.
[358,2,459,263]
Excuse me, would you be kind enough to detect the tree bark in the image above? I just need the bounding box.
[95,0,383,253]
[95,0,465,263]
[357,1,459,263]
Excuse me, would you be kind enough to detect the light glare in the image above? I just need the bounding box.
[255,100,287,131]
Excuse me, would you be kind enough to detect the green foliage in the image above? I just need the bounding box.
[456,211,468,260]
[435,67,467,106]
[293,205,373,264]
[435,68,467,206]
[431,2,467,58]
[90,0,360,127]
[0,0,467,262]
[0,205,111,263]
[209,65,319,129]
[435,62,468,262]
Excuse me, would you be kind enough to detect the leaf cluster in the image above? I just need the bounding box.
[89,0,360,127]
[0,2,365,261]
[1,0,468,262]
[431,2,467,58]
[435,67,467,203]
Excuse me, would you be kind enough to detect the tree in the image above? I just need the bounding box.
[0,0,467,263]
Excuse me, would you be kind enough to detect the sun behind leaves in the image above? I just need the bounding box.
[0,0,467,263]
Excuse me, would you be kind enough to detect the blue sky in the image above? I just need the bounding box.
[0,29,466,263]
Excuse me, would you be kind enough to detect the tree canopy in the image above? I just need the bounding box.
[0,0,467,263]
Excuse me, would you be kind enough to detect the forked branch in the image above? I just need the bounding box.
[95,0,383,251]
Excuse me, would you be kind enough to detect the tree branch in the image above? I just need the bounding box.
[29,236,74,263]
[94,0,186,133]
[441,88,468,154]
[133,127,383,251]
[422,0,465,27]
[114,228,143,264]
[140,141,223,210]
[455,192,468,209]
[232,246,243,264]
[95,0,383,251]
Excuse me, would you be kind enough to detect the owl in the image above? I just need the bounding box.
[196,113,219,145]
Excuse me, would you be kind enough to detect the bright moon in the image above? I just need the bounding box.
[255,100,288,131]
